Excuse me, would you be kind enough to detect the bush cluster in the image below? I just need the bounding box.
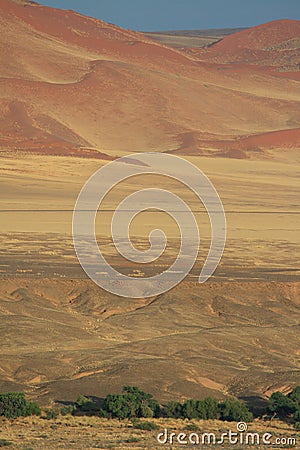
[72,386,253,422]
[268,386,300,425]
[160,397,253,422]
[0,392,40,419]
[100,386,160,419]
[1,386,299,429]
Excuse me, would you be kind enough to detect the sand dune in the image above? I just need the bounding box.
[196,20,300,69]
[0,0,299,156]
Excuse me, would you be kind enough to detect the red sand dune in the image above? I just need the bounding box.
[202,127,300,151]
[197,19,300,69]
[169,128,300,159]
[208,20,300,52]
[0,0,299,159]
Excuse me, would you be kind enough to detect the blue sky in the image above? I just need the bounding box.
[38,0,300,31]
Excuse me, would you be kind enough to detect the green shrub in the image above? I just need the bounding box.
[61,405,76,416]
[182,397,220,420]
[269,392,296,418]
[45,409,58,420]
[124,437,141,443]
[203,397,220,419]
[38,434,48,439]
[0,440,12,447]
[161,401,183,418]
[161,397,220,420]
[139,404,154,418]
[133,420,159,431]
[219,399,253,422]
[288,386,300,405]
[182,399,200,419]
[294,422,300,431]
[75,395,92,408]
[0,393,41,419]
[103,386,160,419]
[98,408,108,418]
[184,422,200,432]
[293,409,300,421]
[103,393,132,419]
[74,395,99,414]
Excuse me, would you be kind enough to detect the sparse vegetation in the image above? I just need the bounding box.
[0,415,297,449]
[0,440,12,448]
[60,405,76,416]
[124,436,142,443]
[75,394,93,408]
[132,419,159,431]
[75,394,99,414]
[44,409,58,420]
[183,422,200,431]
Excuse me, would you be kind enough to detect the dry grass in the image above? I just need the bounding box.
[0,416,298,449]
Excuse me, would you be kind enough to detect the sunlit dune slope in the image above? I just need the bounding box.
[0,0,299,157]
[195,19,300,69]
